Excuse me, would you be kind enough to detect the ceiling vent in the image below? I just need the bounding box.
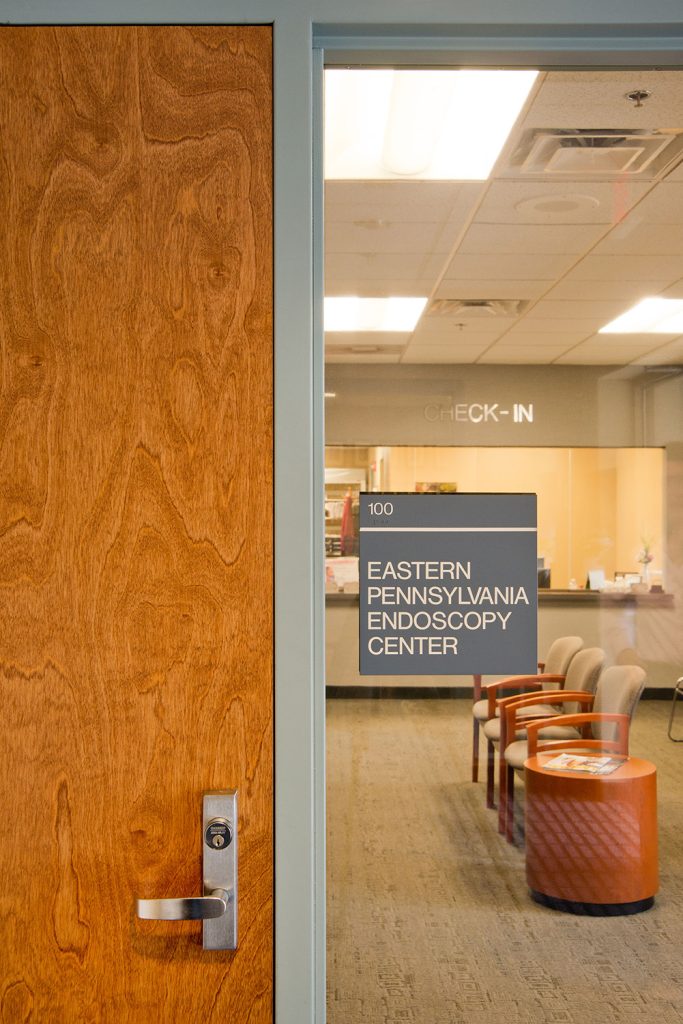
[427,299,528,319]
[509,129,683,179]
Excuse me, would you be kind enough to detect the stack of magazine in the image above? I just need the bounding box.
[541,753,625,776]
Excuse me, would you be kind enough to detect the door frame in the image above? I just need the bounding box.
[2,5,683,1023]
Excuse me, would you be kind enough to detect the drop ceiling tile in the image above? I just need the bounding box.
[506,317,601,335]
[594,221,683,256]
[326,221,447,256]
[622,182,683,223]
[474,179,651,225]
[431,221,472,259]
[442,184,488,223]
[434,279,550,301]
[544,278,667,301]
[664,159,683,182]
[492,332,588,348]
[478,345,572,364]
[325,181,475,213]
[325,351,401,363]
[401,344,491,364]
[325,252,446,289]
[523,300,627,321]
[520,71,683,131]
[325,189,485,259]
[459,222,605,256]
[593,332,680,345]
[325,331,412,348]
[441,253,575,283]
[555,337,672,364]
[324,197,469,226]
[564,254,683,282]
[660,279,683,299]
[554,349,639,365]
[325,279,441,298]
[632,338,683,364]
[411,319,512,343]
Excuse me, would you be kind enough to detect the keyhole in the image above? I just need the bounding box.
[212,835,225,849]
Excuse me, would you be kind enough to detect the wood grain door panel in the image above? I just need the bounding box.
[0,26,273,1021]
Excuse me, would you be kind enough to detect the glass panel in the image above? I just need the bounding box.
[325,65,683,1023]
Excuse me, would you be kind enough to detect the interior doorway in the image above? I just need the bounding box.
[322,62,683,1023]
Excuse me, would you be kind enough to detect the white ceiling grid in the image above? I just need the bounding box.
[324,70,683,366]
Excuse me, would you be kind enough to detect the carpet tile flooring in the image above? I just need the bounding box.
[327,699,683,1024]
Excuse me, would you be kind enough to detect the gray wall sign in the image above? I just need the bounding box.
[359,493,538,675]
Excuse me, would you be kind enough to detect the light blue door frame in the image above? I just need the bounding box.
[2,4,683,1022]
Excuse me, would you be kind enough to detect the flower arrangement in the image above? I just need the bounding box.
[637,541,654,567]
[637,539,654,587]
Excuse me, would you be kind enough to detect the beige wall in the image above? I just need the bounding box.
[615,449,665,579]
[327,445,664,589]
[570,449,617,584]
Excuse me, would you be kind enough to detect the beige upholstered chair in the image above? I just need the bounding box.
[471,635,583,798]
[486,646,604,824]
[476,637,587,805]
[500,663,646,843]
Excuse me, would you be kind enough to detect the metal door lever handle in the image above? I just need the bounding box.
[136,888,229,921]
[134,791,238,949]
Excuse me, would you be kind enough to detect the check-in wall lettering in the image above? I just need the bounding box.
[423,402,534,424]
[359,493,538,675]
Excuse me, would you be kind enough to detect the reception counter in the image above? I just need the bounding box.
[326,590,676,691]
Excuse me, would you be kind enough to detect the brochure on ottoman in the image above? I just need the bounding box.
[541,753,626,775]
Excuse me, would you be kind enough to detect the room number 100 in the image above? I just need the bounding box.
[369,501,393,516]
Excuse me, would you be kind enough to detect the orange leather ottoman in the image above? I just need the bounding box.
[524,754,658,915]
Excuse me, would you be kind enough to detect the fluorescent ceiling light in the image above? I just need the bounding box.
[599,297,683,334]
[325,69,538,181]
[325,296,427,332]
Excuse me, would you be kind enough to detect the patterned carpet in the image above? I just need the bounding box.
[326,699,683,1024]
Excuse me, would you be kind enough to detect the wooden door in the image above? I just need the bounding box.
[0,26,273,1021]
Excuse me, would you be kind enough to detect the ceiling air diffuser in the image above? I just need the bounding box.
[509,129,683,179]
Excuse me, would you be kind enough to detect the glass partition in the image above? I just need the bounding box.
[324,64,683,1024]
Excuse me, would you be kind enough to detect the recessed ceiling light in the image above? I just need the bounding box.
[324,296,427,332]
[599,297,683,334]
[324,69,538,181]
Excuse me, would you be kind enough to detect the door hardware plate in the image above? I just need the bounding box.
[203,791,238,950]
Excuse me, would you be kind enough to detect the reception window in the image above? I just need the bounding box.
[325,444,665,591]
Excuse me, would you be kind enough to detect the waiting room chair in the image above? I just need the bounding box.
[525,709,630,760]
[470,635,583,791]
[482,645,602,813]
[500,663,646,843]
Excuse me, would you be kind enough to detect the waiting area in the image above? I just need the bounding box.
[326,695,683,1024]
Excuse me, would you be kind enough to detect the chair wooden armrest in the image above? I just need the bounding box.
[495,685,568,711]
[485,675,565,718]
[525,712,630,757]
[501,692,595,751]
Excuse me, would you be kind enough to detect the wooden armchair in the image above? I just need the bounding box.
[499,664,646,843]
[484,646,604,816]
[470,635,583,789]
